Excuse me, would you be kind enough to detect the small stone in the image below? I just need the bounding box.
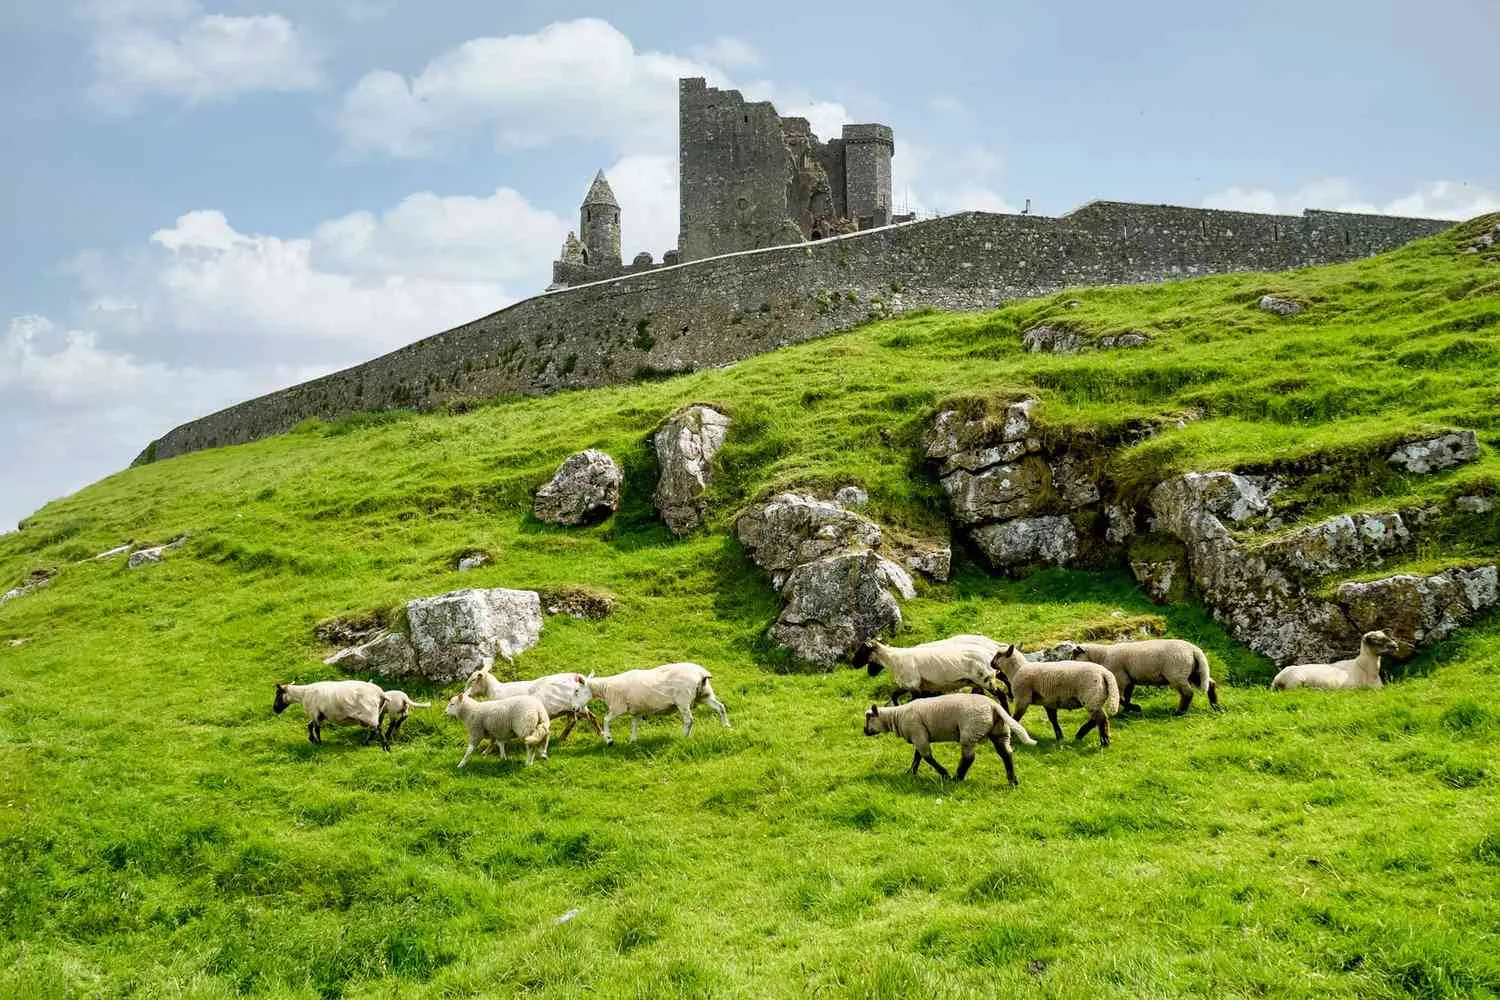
[534,449,623,526]
[1457,495,1495,514]
[834,485,869,507]
[1257,295,1304,317]
[903,542,952,582]
[457,553,489,572]
[1104,504,1135,545]
[1386,431,1479,475]
[127,547,164,569]
[1021,325,1088,354]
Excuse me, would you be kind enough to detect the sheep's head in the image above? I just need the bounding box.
[1362,630,1400,656]
[272,684,290,714]
[990,644,1024,681]
[863,704,888,736]
[462,668,491,696]
[445,693,467,718]
[852,642,882,676]
[1053,641,1085,661]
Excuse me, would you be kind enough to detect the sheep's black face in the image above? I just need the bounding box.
[272,685,290,714]
[863,706,883,736]
[852,643,878,674]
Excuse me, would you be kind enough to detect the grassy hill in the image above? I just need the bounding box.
[2,216,1499,999]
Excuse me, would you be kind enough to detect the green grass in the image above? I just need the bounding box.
[2,217,1499,998]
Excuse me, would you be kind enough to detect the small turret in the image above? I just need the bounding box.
[580,170,621,267]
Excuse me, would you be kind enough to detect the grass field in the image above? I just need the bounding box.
[2,216,1499,998]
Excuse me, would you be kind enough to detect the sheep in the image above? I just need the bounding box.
[1271,630,1399,691]
[584,662,729,744]
[378,689,430,741]
[444,692,551,767]
[1062,638,1220,714]
[852,634,1007,706]
[864,693,1037,784]
[273,680,389,751]
[463,667,604,747]
[990,644,1121,747]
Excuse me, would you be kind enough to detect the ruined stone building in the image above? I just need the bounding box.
[551,78,899,287]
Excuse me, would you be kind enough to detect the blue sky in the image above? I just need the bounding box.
[2,0,1497,532]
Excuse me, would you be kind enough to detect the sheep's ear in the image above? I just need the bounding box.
[999,644,1014,657]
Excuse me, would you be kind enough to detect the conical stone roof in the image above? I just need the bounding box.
[582,170,619,208]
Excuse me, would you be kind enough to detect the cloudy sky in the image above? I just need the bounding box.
[3,0,1497,531]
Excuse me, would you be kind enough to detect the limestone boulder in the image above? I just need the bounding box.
[941,457,1052,525]
[1050,453,1100,509]
[652,405,732,535]
[1456,495,1495,515]
[772,550,910,667]
[735,493,882,589]
[1149,472,1269,539]
[1255,512,1410,581]
[457,552,490,572]
[970,516,1079,573]
[127,534,188,570]
[834,485,869,508]
[924,399,1036,464]
[1258,295,1304,316]
[323,632,418,676]
[405,587,543,681]
[534,449,623,526]
[901,540,952,582]
[1097,332,1150,349]
[1386,431,1480,475]
[1336,567,1498,649]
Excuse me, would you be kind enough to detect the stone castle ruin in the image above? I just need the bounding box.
[138,78,1452,463]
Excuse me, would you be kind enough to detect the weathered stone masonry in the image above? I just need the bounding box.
[138,201,1449,463]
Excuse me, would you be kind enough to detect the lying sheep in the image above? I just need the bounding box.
[1272,630,1399,690]
[585,662,729,744]
[464,667,603,747]
[853,634,1006,705]
[273,680,389,751]
[991,644,1120,746]
[444,692,551,767]
[1062,638,1220,714]
[864,693,1037,784]
[378,689,430,741]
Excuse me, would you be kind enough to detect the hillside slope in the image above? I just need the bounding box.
[2,216,1499,998]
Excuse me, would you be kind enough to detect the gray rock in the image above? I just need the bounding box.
[1021,325,1088,354]
[834,485,869,508]
[1050,453,1100,509]
[1131,560,1181,603]
[127,548,163,569]
[1104,504,1136,545]
[936,440,1035,478]
[924,399,1035,462]
[735,493,882,589]
[1457,495,1495,514]
[534,449,623,525]
[1258,295,1304,316]
[970,516,1079,572]
[1,569,54,607]
[772,550,908,667]
[902,541,952,582]
[941,459,1052,525]
[1336,566,1498,648]
[406,587,543,682]
[653,405,732,535]
[457,553,489,572]
[1387,431,1480,475]
[1098,332,1150,349]
[1255,512,1409,581]
[1149,472,1269,539]
[323,632,419,676]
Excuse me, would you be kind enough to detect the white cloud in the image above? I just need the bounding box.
[86,1,320,109]
[337,18,714,158]
[690,37,760,69]
[601,154,679,258]
[1202,178,1499,220]
[893,140,1015,217]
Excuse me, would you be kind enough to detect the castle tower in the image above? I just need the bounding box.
[841,124,895,229]
[580,170,621,267]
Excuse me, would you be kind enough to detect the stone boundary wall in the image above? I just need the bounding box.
[139,202,1451,463]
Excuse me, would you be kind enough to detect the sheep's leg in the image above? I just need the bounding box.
[1098,713,1112,747]
[1122,681,1142,713]
[701,685,730,728]
[377,724,390,752]
[919,750,950,779]
[539,729,550,760]
[681,707,694,738]
[1075,716,1099,742]
[955,745,976,781]
[1207,680,1222,712]
[556,713,578,742]
[384,714,404,741]
[1174,687,1194,715]
[601,712,616,746]
[908,749,922,775]
[629,716,639,743]
[1045,707,1065,741]
[458,742,476,768]
[306,720,318,745]
[496,740,507,760]
[990,735,1018,787]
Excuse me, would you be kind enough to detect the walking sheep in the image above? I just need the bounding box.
[991,644,1120,747]
[273,680,389,751]
[853,634,1007,705]
[1062,638,1220,714]
[464,667,603,745]
[378,689,430,741]
[1272,630,1399,690]
[444,692,551,767]
[864,693,1037,784]
[585,662,729,744]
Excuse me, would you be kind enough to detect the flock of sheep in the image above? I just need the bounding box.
[273,626,1399,785]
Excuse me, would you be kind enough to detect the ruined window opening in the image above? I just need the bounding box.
[1344,230,1351,247]
[1273,223,1279,241]
[586,209,592,222]
[743,115,749,123]
[1199,219,1206,236]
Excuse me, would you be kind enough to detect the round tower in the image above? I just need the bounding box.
[841,124,894,230]
[580,170,622,268]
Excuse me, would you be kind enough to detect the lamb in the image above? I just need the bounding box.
[864,693,1037,784]
[444,692,551,767]
[584,662,729,744]
[853,634,1006,705]
[273,680,389,751]
[463,667,604,745]
[990,644,1121,746]
[1272,630,1399,691]
[1062,638,1220,714]
[378,689,430,741]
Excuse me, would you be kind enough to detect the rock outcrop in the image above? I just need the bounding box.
[127,535,189,569]
[323,632,418,674]
[1337,568,1498,650]
[772,550,913,668]
[1022,326,1150,353]
[404,588,543,680]
[971,517,1080,572]
[1386,431,1480,475]
[1,568,55,607]
[735,493,882,590]
[653,405,731,535]
[534,449,623,525]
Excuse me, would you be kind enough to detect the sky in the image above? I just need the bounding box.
[2,0,1498,532]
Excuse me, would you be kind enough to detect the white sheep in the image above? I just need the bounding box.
[1272,630,1399,691]
[444,692,551,767]
[585,662,729,744]
[991,644,1121,746]
[1063,638,1220,714]
[853,634,1006,705]
[273,680,389,751]
[864,693,1037,784]
[378,689,431,741]
[463,667,603,747]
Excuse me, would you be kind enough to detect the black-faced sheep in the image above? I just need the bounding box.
[853,635,1005,705]
[273,680,389,751]
[864,693,1036,784]
[991,644,1120,747]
